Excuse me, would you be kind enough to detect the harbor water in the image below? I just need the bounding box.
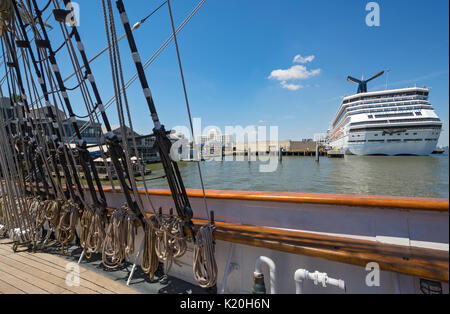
[144,154,449,199]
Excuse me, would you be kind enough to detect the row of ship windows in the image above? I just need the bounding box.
[367,112,421,119]
[334,105,432,127]
[349,139,436,143]
[350,118,441,127]
[336,95,429,119]
[352,132,418,137]
[343,91,429,105]
[346,101,429,113]
[351,131,440,138]
[344,96,428,108]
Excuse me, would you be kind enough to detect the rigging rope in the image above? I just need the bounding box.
[154,213,187,274]
[193,224,217,288]
[1,0,219,291]
[166,0,210,220]
[0,0,13,36]
[57,200,79,254]
[141,220,159,280]
[102,205,137,269]
[70,0,207,142]
[166,0,217,288]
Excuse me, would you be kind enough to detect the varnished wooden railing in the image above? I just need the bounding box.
[127,188,449,212]
[202,219,449,283]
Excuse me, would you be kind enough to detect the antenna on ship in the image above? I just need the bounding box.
[347,70,385,94]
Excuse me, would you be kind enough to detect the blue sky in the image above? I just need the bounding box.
[45,0,449,145]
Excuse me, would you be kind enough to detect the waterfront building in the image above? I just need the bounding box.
[103,125,160,164]
[0,97,102,145]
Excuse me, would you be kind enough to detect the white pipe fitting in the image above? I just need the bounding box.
[294,269,345,294]
[254,256,277,294]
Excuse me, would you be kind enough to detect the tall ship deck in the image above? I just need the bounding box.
[327,72,443,156]
[0,1,448,297]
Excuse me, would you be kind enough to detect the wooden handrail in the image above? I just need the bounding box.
[24,182,449,211]
[186,217,449,283]
[141,212,448,282]
[101,187,449,212]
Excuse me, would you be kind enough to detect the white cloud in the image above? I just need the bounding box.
[293,54,315,64]
[280,81,303,91]
[268,54,321,91]
[269,65,321,81]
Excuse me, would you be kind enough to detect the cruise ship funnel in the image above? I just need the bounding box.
[347,71,385,94]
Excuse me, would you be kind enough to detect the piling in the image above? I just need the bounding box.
[315,144,320,163]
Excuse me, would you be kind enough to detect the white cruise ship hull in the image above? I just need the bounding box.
[347,139,439,156]
[327,87,443,157]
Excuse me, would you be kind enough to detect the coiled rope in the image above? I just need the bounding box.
[80,205,94,258]
[0,197,6,236]
[102,206,136,269]
[193,224,218,289]
[44,200,62,230]
[141,221,159,280]
[29,199,62,245]
[0,0,13,36]
[154,215,187,273]
[86,208,107,255]
[57,201,79,254]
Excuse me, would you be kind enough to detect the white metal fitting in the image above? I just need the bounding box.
[254,256,277,294]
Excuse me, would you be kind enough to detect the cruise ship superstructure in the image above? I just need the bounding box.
[327,71,443,156]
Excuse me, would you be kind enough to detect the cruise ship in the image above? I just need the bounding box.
[327,71,443,156]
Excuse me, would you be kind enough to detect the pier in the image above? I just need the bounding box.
[200,140,328,159]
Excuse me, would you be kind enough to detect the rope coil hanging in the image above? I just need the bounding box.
[141,220,159,280]
[154,213,187,273]
[86,207,107,255]
[102,205,137,269]
[57,200,79,254]
[193,224,218,289]
[0,0,13,36]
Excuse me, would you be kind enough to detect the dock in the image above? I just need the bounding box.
[0,238,140,294]
[327,149,345,158]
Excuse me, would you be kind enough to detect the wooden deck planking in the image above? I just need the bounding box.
[20,250,139,294]
[0,245,117,294]
[0,269,49,294]
[0,261,69,294]
[0,278,26,294]
[0,253,93,294]
[0,239,140,294]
